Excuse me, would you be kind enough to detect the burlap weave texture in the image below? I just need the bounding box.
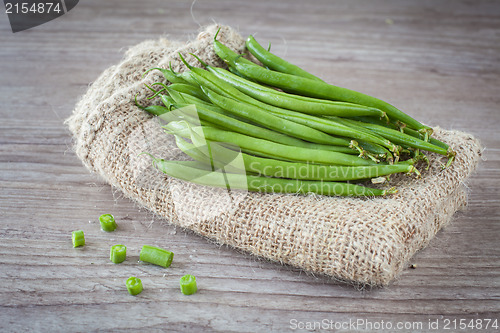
[66,24,482,286]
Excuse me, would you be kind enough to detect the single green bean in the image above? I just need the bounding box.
[110,245,127,264]
[213,28,257,67]
[126,277,143,296]
[99,214,117,232]
[140,245,174,268]
[180,275,198,295]
[145,66,188,85]
[142,105,170,116]
[246,35,324,82]
[157,82,210,103]
[72,230,85,248]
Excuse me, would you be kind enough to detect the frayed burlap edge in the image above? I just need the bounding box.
[66,24,482,286]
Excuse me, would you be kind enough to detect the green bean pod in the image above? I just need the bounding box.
[214,32,431,133]
[161,76,390,159]
[245,35,324,82]
[164,121,376,166]
[244,102,398,153]
[153,159,394,197]
[180,65,396,154]
[403,127,449,150]
[212,28,257,67]
[338,118,450,156]
[164,88,359,155]
[176,136,418,181]
[207,66,386,118]
[353,116,449,150]
[163,83,211,103]
[146,67,188,85]
[229,58,430,133]
[202,87,356,147]
[141,105,170,116]
[165,88,314,146]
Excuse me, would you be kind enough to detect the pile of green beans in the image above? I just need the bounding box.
[137,29,455,197]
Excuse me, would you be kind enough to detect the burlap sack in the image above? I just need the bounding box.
[66,24,482,286]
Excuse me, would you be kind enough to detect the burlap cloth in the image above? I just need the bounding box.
[66,24,482,286]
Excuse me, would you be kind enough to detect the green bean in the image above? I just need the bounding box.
[402,127,449,150]
[180,275,198,295]
[140,245,174,268]
[179,53,345,146]
[245,156,416,180]
[166,90,267,126]
[156,82,210,103]
[144,66,188,85]
[338,118,450,155]
[213,140,302,162]
[135,93,173,116]
[153,159,394,197]
[225,55,430,133]
[164,86,349,149]
[246,35,324,82]
[172,104,364,155]
[126,277,143,296]
[164,121,375,166]
[146,99,216,128]
[172,92,356,153]
[206,66,386,118]
[214,32,431,133]
[170,88,385,160]
[174,135,247,173]
[110,245,127,264]
[201,86,356,147]
[99,214,117,232]
[353,116,449,151]
[141,105,171,116]
[179,136,418,181]
[263,108,398,153]
[212,28,257,68]
[72,230,85,248]
[222,145,298,162]
[167,89,366,155]
[355,140,392,157]
[176,61,396,154]
[160,94,177,110]
[166,88,302,144]
[166,87,388,158]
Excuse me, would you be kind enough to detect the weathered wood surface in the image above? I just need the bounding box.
[1,0,499,332]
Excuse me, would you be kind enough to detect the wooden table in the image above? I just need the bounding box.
[1,1,499,332]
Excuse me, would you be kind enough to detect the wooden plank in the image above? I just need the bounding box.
[1,0,499,331]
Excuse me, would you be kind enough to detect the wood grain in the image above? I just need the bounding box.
[1,0,499,332]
